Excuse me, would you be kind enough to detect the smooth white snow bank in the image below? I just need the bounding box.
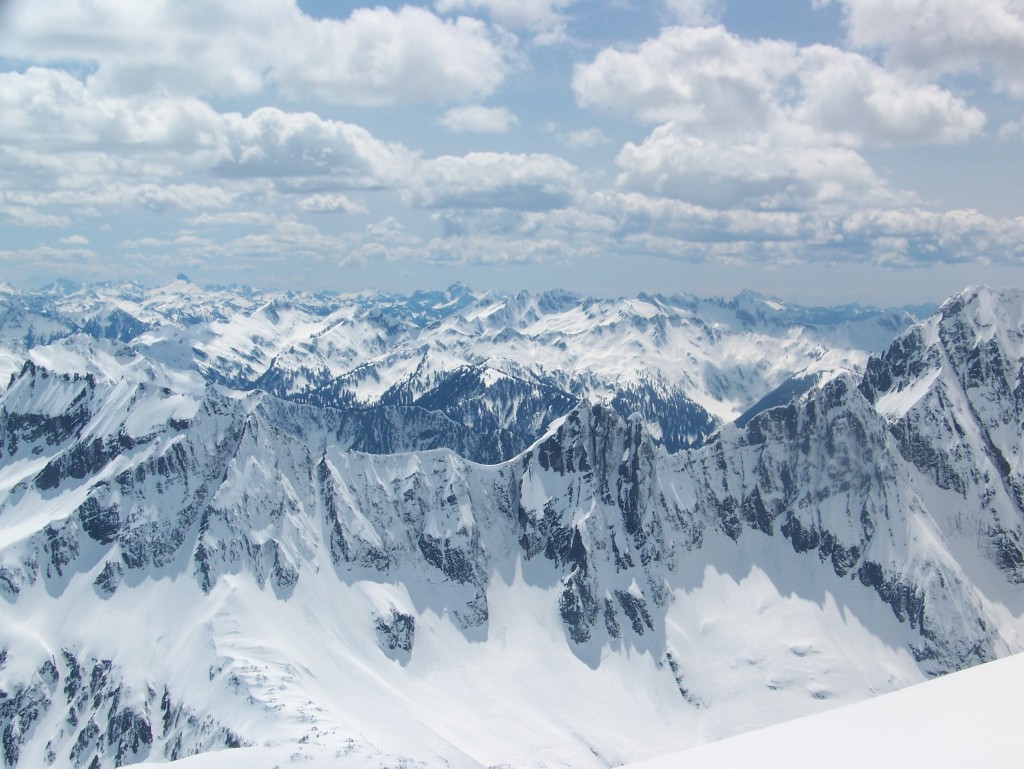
[622,651,1024,769]
[139,652,1023,769]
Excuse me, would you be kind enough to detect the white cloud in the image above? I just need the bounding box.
[0,1,513,105]
[574,25,984,146]
[131,183,235,212]
[560,128,610,149]
[821,0,1024,96]
[408,152,579,210]
[272,6,514,105]
[425,205,616,266]
[839,207,1024,263]
[665,0,722,26]
[170,219,361,266]
[435,0,575,42]
[440,105,519,133]
[0,69,415,219]
[0,205,71,229]
[0,64,583,234]
[571,22,988,253]
[596,191,818,247]
[296,194,369,215]
[614,123,897,210]
[0,68,222,155]
[1,180,238,219]
[998,118,1024,140]
[214,108,416,186]
[0,244,98,265]
[795,44,986,145]
[591,189,1024,266]
[0,1,1015,281]
[423,234,583,264]
[186,212,278,227]
[574,26,797,128]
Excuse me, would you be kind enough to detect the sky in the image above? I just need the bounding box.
[1,0,1024,305]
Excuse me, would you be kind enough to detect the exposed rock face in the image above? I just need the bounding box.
[375,609,416,655]
[0,649,241,768]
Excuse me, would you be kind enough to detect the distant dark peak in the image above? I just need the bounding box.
[258,298,288,323]
[537,288,581,313]
[633,292,673,312]
[734,374,819,429]
[731,288,772,304]
[896,302,938,319]
[39,278,83,296]
[444,282,474,299]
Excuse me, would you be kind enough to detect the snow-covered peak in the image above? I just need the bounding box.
[938,284,1024,361]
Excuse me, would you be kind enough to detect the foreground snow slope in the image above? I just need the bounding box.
[623,650,1024,769]
[124,651,1024,769]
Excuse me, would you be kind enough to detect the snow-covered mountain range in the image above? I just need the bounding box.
[0,281,1021,768]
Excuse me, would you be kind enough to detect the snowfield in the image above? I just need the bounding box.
[624,650,1024,769]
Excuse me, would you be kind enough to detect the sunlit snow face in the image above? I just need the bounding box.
[2,0,1024,302]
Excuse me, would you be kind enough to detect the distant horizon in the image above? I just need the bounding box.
[2,272,963,314]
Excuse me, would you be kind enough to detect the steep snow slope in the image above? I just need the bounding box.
[622,651,1024,769]
[0,285,78,392]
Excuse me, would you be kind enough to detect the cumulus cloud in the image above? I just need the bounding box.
[574,27,800,127]
[614,124,897,210]
[596,191,818,247]
[821,0,1024,95]
[440,105,519,133]
[408,152,579,210]
[838,207,1024,263]
[271,6,514,105]
[665,0,722,26]
[998,117,1024,140]
[186,212,278,227]
[0,1,513,104]
[0,205,71,229]
[0,62,581,234]
[1,0,1017,281]
[131,184,235,212]
[0,68,222,155]
[435,0,576,42]
[574,25,984,145]
[558,128,610,150]
[572,21,988,252]
[0,244,98,267]
[296,194,369,215]
[591,189,1024,266]
[0,68,415,217]
[213,108,416,186]
[795,44,986,145]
